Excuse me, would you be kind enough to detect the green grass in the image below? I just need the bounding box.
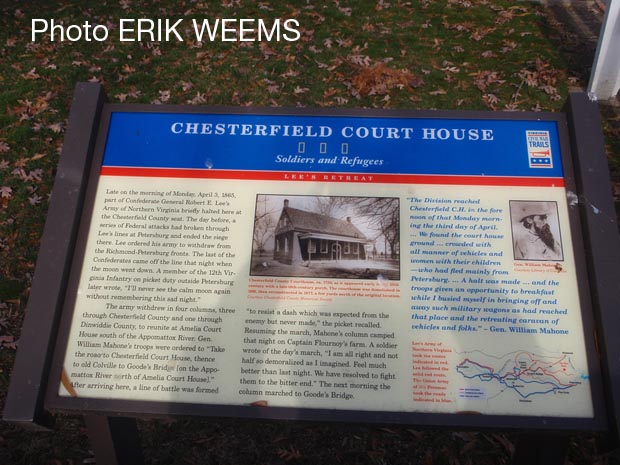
[0,1,618,464]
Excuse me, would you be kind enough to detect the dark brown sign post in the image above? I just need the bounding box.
[4,83,619,465]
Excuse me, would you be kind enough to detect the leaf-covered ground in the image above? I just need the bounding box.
[1,1,618,464]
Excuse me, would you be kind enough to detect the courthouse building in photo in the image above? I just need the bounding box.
[274,199,367,264]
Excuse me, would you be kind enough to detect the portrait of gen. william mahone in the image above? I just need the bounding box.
[510,200,563,261]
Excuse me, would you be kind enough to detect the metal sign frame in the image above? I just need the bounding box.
[4,85,618,447]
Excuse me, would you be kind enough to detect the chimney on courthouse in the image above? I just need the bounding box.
[284,199,289,208]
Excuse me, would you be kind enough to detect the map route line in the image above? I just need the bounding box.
[457,358,578,398]
[455,349,583,400]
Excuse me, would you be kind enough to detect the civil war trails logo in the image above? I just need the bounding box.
[525,130,553,168]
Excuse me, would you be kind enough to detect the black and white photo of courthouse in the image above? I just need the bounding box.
[274,198,368,264]
[250,195,400,280]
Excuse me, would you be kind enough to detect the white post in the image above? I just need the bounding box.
[588,0,620,100]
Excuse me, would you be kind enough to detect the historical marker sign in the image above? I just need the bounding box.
[42,102,605,430]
